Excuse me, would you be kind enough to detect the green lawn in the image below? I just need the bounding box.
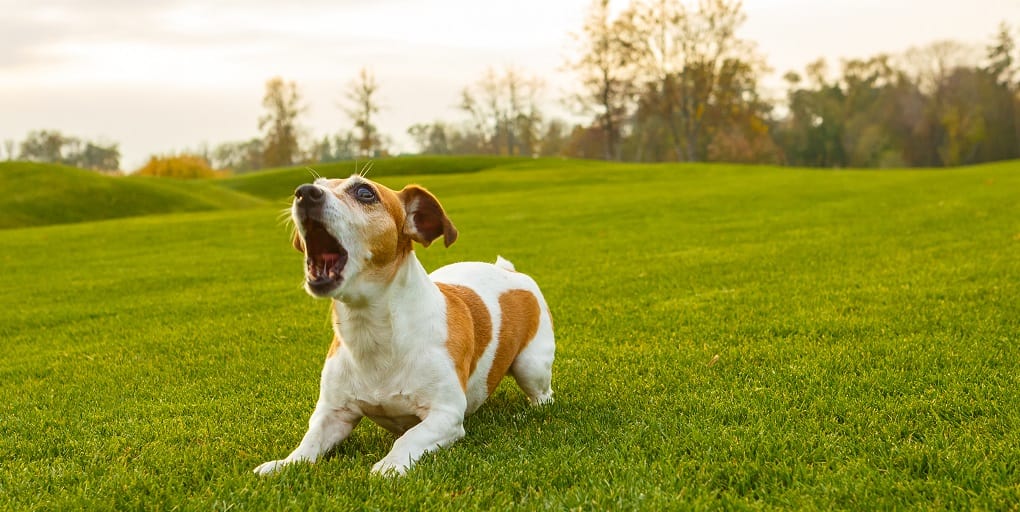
[1,159,1018,509]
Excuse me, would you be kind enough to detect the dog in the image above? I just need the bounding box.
[254,175,555,476]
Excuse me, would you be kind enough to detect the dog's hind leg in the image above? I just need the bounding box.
[509,313,555,405]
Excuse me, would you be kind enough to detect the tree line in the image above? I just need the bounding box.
[4,0,1018,173]
[403,0,1020,169]
[4,131,120,172]
[559,0,1020,167]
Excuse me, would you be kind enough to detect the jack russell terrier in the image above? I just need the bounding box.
[254,175,555,476]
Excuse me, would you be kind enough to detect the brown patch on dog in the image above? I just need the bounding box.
[487,289,540,394]
[354,183,414,283]
[375,185,413,262]
[326,307,343,359]
[437,283,493,390]
[326,335,342,359]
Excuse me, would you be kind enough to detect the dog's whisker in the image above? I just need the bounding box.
[360,161,374,177]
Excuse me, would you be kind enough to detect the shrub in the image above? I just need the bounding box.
[134,155,224,179]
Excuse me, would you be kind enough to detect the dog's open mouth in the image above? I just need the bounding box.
[302,220,348,293]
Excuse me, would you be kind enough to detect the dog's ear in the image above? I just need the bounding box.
[292,231,305,253]
[398,185,458,248]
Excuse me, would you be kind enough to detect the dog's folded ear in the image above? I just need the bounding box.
[398,185,458,248]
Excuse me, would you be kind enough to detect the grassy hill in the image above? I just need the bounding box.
[1,158,1019,509]
[0,162,268,229]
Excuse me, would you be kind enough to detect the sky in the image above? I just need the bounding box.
[2,0,1019,170]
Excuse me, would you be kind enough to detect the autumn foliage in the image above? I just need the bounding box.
[134,155,223,179]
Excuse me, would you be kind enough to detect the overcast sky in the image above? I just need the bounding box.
[2,0,1019,169]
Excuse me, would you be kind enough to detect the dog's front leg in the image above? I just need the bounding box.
[371,407,465,476]
[254,404,361,475]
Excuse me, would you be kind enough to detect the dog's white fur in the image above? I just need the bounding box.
[254,175,555,476]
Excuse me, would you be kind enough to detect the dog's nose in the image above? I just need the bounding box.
[295,184,324,205]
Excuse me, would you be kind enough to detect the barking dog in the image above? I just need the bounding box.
[254,175,555,476]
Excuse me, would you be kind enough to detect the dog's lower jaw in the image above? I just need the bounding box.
[305,279,341,298]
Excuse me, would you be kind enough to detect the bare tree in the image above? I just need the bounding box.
[515,75,545,157]
[344,67,383,158]
[626,0,764,161]
[901,40,977,94]
[213,138,264,173]
[566,0,638,160]
[460,67,544,156]
[259,77,305,167]
[408,122,452,155]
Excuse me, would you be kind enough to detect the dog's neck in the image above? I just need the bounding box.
[331,251,442,364]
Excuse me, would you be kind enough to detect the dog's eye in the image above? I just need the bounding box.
[353,184,377,203]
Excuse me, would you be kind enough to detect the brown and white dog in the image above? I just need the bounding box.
[254,175,555,476]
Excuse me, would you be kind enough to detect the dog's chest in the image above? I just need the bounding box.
[354,396,424,434]
[326,359,430,434]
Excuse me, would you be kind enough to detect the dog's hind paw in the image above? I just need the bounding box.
[530,390,554,406]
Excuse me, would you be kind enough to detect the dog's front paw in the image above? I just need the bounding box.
[253,459,291,476]
[371,457,410,477]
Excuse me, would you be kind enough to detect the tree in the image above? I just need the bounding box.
[18,130,120,170]
[566,0,638,160]
[625,0,768,162]
[408,122,451,155]
[936,68,992,166]
[459,67,544,156]
[562,123,608,159]
[212,138,264,173]
[539,119,570,157]
[19,130,68,163]
[512,73,545,157]
[772,28,1020,170]
[901,40,1013,166]
[986,22,1017,86]
[79,142,121,171]
[459,77,495,153]
[903,40,976,95]
[344,67,383,158]
[259,77,304,168]
[308,132,358,163]
[981,23,1020,161]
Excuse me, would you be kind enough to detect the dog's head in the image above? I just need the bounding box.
[290,175,457,302]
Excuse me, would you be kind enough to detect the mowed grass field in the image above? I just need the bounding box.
[1,157,1019,509]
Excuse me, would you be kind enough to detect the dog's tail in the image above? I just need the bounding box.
[495,255,516,272]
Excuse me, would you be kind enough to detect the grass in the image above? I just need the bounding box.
[1,158,1019,509]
